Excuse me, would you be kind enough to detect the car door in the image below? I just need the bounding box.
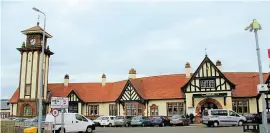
[75,114,85,131]
[228,110,239,125]
[216,110,229,125]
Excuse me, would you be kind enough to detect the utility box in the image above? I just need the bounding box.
[24,127,38,133]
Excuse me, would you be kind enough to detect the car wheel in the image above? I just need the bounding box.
[108,123,112,127]
[86,126,93,133]
[125,123,129,127]
[213,121,219,127]
[207,124,211,127]
[238,120,244,126]
[161,122,165,127]
[58,128,65,133]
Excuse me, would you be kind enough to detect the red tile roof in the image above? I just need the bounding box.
[21,25,53,38]
[8,72,270,103]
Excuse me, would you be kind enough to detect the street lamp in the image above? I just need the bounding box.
[245,19,268,133]
[32,7,46,133]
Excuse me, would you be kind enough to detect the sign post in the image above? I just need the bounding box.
[50,97,69,133]
[52,109,59,133]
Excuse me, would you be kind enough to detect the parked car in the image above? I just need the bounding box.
[93,116,104,126]
[100,116,116,127]
[130,116,152,127]
[151,116,171,126]
[243,113,261,123]
[114,116,133,127]
[202,109,246,127]
[170,114,190,126]
[45,113,95,133]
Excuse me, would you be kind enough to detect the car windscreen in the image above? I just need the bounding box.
[132,117,140,120]
[96,117,103,120]
[116,116,124,119]
[203,110,209,116]
[152,117,161,119]
[102,117,109,120]
[172,115,181,119]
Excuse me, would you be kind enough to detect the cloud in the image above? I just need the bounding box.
[1,1,270,99]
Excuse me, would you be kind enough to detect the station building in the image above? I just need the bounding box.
[8,24,270,123]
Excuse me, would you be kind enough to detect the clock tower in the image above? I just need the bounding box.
[16,23,53,116]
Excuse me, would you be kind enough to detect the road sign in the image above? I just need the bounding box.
[51,97,69,109]
[52,109,59,117]
[257,84,268,93]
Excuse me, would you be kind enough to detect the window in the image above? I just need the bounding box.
[25,84,31,95]
[125,103,143,116]
[211,110,227,116]
[88,105,99,116]
[68,102,78,113]
[109,104,117,116]
[200,79,215,89]
[266,99,270,112]
[167,102,184,116]
[232,100,249,114]
[23,104,32,116]
[150,104,159,116]
[229,110,240,117]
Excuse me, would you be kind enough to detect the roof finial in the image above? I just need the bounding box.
[37,14,40,26]
[205,48,207,56]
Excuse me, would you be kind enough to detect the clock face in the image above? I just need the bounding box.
[30,39,36,45]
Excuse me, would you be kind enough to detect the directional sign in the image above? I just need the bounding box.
[51,97,69,109]
[52,109,59,117]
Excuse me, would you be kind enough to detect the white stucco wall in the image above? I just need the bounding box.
[20,52,27,98]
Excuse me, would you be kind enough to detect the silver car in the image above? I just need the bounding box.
[114,116,132,127]
[202,109,246,127]
[170,114,190,126]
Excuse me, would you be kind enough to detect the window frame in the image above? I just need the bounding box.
[125,103,143,116]
[109,104,118,116]
[87,105,99,116]
[150,104,159,116]
[23,104,32,116]
[232,99,249,114]
[166,102,185,116]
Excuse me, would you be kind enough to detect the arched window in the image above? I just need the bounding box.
[23,104,32,116]
[150,104,159,116]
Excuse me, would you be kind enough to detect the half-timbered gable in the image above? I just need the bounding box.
[67,90,82,113]
[182,56,236,93]
[67,90,81,102]
[116,80,144,102]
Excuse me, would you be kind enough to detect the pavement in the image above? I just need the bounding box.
[92,124,270,133]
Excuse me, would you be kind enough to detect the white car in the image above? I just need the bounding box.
[100,116,116,127]
[202,109,246,127]
[93,116,105,126]
[45,113,95,133]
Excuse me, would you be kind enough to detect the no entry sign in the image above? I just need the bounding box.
[52,109,59,117]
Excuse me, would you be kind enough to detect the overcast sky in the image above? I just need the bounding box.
[1,0,270,99]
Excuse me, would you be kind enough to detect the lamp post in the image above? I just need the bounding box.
[32,7,46,133]
[245,19,268,133]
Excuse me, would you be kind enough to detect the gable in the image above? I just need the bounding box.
[67,90,81,102]
[182,56,236,93]
[116,80,144,102]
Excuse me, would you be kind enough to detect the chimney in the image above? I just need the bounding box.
[129,68,136,79]
[102,73,106,87]
[64,74,69,87]
[216,60,222,71]
[185,62,191,78]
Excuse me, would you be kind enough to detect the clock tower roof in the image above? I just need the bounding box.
[21,25,53,38]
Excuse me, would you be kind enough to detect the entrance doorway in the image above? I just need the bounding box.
[200,102,218,115]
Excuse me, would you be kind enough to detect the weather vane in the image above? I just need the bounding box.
[205,48,207,56]
[37,14,40,26]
